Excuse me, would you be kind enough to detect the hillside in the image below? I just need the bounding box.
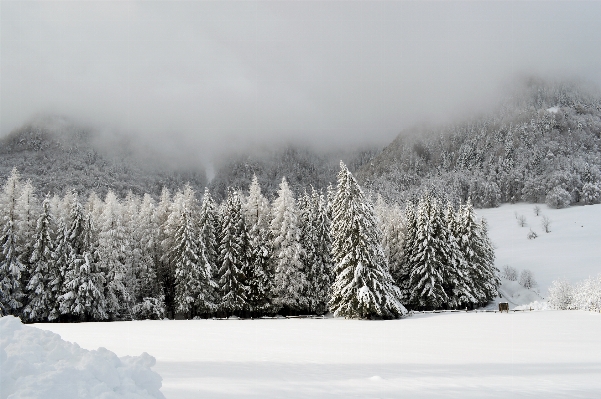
[358,79,601,208]
[0,117,207,198]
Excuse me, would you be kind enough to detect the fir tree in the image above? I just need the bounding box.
[0,168,24,315]
[166,186,217,317]
[199,188,219,285]
[218,190,249,316]
[58,193,107,321]
[329,162,406,319]
[270,177,308,314]
[244,176,274,315]
[23,195,55,321]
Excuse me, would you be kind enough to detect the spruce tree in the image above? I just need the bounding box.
[0,168,24,316]
[23,195,55,321]
[396,202,418,304]
[218,190,249,316]
[166,186,217,317]
[329,162,406,319]
[244,176,274,316]
[199,188,220,286]
[58,193,107,321]
[270,177,308,314]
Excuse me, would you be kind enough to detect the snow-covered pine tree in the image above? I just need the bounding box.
[300,188,333,315]
[58,193,107,321]
[396,202,418,303]
[329,162,406,319]
[47,193,71,321]
[244,176,274,316]
[156,188,175,317]
[470,212,499,304]
[270,177,308,314]
[15,180,38,288]
[374,195,405,278]
[96,190,132,319]
[23,195,55,321]
[199,188,220,286]
[131,194,165,320]
[218,190,249,316]
[0,168,24,315]
[443,202,475,308]
[165,185,217,318]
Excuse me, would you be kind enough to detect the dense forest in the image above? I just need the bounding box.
[0,164,497,321]
[358,78,601,208]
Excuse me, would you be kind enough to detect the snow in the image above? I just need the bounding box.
[547,106,560,113]
[34,312,601,398]
[476,203,601,298]
[0,316,165,399]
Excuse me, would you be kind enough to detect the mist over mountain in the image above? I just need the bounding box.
[0,117,208,198]
[357,78,601,208]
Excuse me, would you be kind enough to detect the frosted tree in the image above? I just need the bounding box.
[131,194,165,319]
[329,162,406,319]
[0,168,24,315]
[23,195,56,321]
[218,190,249,315]
[58,194,107,321]
[270,177,308,314]
[547,279,574,310]
[165,185,217,317]
[299,188,333,315]
[199,188,220,283]
[244,176,274,315]
[406,195,452,310]
[374,195,405,278]
[155,188,176,317]
[96,190,132,319]
[15,180,38,276]
[396,202,418,303]
[444,202,476,308]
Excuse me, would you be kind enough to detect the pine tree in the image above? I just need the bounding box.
[131,193,165,319]
[329,162,406,319]
[218,190,249,316]
[15,180,38,289]
[244,176,274,315]
[166,185,217,317]
[58,193,107,321]
[23,195,55,321]
[396,202,418,303]
[199,188,220,286]
[270,177,308,314]
[300,188,333,315]
[156,188,176,317]
[443,202,475,308]
[96,190,131,319]
[0,168,24,316]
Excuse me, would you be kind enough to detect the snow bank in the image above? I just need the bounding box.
[0,316,164,399]
[515,301,548,311]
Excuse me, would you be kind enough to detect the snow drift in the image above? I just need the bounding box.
[0,316,164,399]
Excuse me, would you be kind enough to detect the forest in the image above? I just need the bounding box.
[0,163,498,321]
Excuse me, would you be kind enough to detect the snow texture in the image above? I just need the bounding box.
[35,312,601,398]
[0,316,164,399]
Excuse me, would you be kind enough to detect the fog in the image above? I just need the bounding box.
[2,1,601,165]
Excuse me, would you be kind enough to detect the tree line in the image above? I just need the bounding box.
[0,163,499,321]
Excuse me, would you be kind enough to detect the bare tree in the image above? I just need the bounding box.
[527,229,538,239]
[533,205,541,216]
[516,214,527,227]
[519,269,537,290]
[502,265,518,281]
[541,215,551,233]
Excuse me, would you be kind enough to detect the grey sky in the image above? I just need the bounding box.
[2,1,600,161]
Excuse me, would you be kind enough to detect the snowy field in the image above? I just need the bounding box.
[35,311,601,398]
[477,203,601,295]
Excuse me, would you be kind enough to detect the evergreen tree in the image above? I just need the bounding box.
[0,168,24,316]
[199,188,220,285]
[270,177,308,314]
[58,193,107,321]
[15,180,38,288]
[329,162,406,319]
[166,186,217,317]
[97,190,132,319]
[23,195,55,321]
[244,176,274,315]
[156,188,175,317]
[218,190,249,316]
[396,202,418,303]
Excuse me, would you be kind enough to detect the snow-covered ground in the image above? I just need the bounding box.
[35,312,601,398]
[477,203,601,296]
[0,316,164,399]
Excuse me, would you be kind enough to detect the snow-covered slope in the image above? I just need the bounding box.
[36,313,601,398]
[1,316,165,399]
[477,203,601,297]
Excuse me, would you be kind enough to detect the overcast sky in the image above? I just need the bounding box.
[2,1,601,161]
